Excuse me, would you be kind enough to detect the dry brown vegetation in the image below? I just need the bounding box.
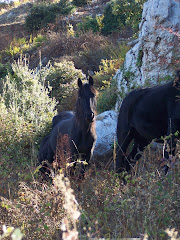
[0,144,179,239]
[0,1,179,239]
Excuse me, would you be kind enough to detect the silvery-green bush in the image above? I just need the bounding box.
[0,58,57,161]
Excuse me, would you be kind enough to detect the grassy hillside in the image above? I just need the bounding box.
[0,0,179,239]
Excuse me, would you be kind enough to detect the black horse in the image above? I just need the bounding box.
[116,70,180,173]
[39,76,97,177]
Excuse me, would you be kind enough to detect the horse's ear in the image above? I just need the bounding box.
[89,76,94,86]
[78,78,82,88]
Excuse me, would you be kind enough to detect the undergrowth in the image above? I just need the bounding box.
[0,146,179,239]
[0,2,179,238]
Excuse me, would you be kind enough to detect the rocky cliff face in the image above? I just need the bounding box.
[115,0,180,108]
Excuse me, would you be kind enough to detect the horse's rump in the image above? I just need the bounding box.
[116,71,180,173]
[117,88,147,142]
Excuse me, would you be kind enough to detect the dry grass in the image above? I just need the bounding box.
[30,31,112,72]
[0,174,80,240]
[0,142,179,240]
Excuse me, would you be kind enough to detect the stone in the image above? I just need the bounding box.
[115,0,180,109]
[94,110,118,157]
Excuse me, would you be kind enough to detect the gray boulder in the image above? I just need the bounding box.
[94,110,118,158]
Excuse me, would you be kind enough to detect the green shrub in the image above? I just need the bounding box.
[1,35,47,61]
[0,58,57,161]
[25,4,56,31]
[77,16,100,33]
[112,0,146,32]
[46,60,85,111]
[0,63,12,95]
[101,4,119,35]
[101,0,146,35]
[25,0,74,32]
[72,0,88,7]
[33,34,47,47]
[97,78,117,113]
[0,63,9,80]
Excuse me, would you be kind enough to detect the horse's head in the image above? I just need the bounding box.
[76,76,97,123]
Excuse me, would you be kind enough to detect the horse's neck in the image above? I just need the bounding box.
[74,115,95,136]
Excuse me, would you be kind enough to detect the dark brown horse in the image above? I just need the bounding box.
[116,70,180,173]
[39,76,97,177]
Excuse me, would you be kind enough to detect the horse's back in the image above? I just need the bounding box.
[50,112,75,152]
[52,111,74,128]
[117,81,173,142]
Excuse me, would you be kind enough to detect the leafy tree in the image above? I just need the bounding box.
[101,0,146,35]
[72,0,87,7]
[113,0,146,31]
[77,16,100,33]
[25,0,74,32]
[101,4,119,35]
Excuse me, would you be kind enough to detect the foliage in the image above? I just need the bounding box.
[94,58,121,90]
[1,35,47,61]
[25,4,56,31]
[112,0,146,31]
[32,34,47,48]
[93,45,128,113]
[77,16,100,33]
[0,58,57,161]
[77,145,180,239]
[46,60,85,111]
[101,3,119,35]
[72,0,88,7]
[0,174,80,239]
[101,0,146,35]
[25,0,74,32]
[97,78,117,113]
[95,59,119,113]
[0,63,10,81]
[136,48,143,67]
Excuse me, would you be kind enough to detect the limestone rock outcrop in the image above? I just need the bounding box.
[115,0,180,108]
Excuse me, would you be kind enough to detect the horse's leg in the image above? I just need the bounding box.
[126,138,149,172]
[116,130,134,173]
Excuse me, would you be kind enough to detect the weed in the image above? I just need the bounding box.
[1,174,80,239]
[136,48,143,68]
[1,34,47,61]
